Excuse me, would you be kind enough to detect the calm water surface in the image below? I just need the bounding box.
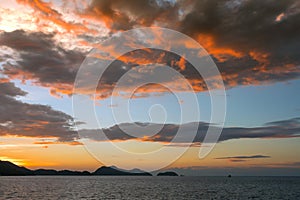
[0,176,299,199]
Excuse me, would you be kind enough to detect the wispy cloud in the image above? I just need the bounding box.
[215,155,271,159]
[215,155,271,162]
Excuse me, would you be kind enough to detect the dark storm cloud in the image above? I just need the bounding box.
[1,0,300,98]
[0,30,85,95]
[82,0,300,92]
[180,0,300,83]
[181,0,300,53]
[0,80,79,142]
[86,0,179,31]
[80,118,300,143]
[0,80,27,97]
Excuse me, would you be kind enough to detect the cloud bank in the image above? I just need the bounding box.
[0,79,79,143]
[80,118,300,144]
[0,0,299,98]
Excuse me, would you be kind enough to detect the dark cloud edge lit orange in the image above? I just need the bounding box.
[0,0,300,146]
[1,0,299,98]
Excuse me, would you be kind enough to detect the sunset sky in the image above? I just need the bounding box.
[0,0,300,175]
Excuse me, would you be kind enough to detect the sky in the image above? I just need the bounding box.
[0,0,300,175]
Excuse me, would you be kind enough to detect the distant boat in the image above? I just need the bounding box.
[228,174,232,178]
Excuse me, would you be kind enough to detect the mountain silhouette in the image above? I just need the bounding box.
[34,169,91,176]
[0,160,152,176]
[0,160,33,176]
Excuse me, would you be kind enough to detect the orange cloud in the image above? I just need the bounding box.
[2,3,300,101]
[16,0,96,34]
[249,51,270,72]
[171,56,186,71]
[196,34,243,62]
[34,141,83,146]
[0,78,10,83]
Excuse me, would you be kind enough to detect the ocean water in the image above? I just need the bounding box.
[0,176,299,200]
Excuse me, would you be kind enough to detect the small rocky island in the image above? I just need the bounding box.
[157,171,179,176]
[94,166,152,176]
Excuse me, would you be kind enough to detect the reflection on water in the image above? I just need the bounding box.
[0,176,299,199]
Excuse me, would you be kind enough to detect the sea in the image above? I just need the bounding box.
[0,176,299,199]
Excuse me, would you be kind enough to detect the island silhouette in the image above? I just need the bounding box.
[157,171,179,176]
[0,160,178,176]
